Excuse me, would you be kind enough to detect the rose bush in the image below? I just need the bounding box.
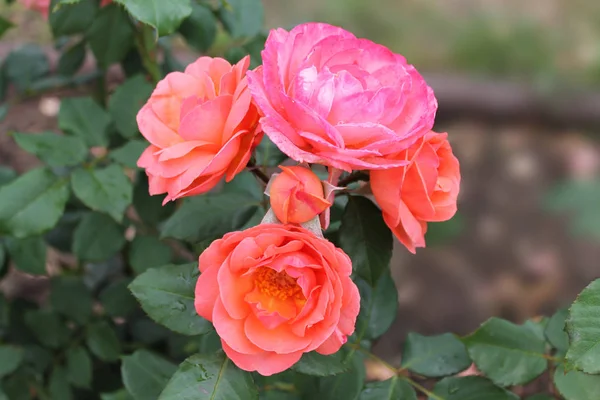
[194,224,359,375]
[0,2,595,399]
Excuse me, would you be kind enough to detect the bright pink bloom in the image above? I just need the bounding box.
[248,22,437,172]
[137,56,262,203]
[370,132,460,253]
[194,224,360,376]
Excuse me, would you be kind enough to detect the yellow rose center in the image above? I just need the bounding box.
[254,267,304,301]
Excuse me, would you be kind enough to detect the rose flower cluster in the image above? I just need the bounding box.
[136,23,460,375]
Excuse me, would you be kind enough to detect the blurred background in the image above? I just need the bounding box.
[2,0,600,371]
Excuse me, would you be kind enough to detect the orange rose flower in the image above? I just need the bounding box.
[370,131,460,253]
[194,224,360,376]
[269,165,331,224]
[137,56,262,203]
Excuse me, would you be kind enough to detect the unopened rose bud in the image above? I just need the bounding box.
[269,166,331,224]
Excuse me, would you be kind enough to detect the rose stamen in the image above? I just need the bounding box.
[254,267,305,301]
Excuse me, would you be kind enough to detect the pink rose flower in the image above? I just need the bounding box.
[137,56,263,203]
[370,131,460,253]
[248,22,437,172]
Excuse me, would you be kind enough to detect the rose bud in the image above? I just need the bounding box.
[268,166,331,224]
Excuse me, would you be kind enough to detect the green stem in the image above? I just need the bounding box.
[246,159,270,185]
[348,344,442,399]
[135,24,161,84]
[338,171,369,187]
[402,376,445,400]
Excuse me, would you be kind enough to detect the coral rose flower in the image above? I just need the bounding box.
[370,131,460,253]
[137,56,262,203]
[194,224,360,376]
[269,165,331,224]
[247,22,437,172]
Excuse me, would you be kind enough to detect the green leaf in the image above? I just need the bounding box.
[160,192,261,242]
[12,131,87,167]
[128,235,172,274]
[425,213,464,246]
[401,333,471,378]
[3,44,50,92]
[86,321,121,362]
[100,279,137,317]
[88,4,135,69]
[359,377,416,400]
[316,355,365,400]
[566,278,600,373]
[50,0,97,36]
[133,172,175,225]
[554,364,600,400]
[24,310,70,349]
[114,0,192,37]
[6,236,46,275]
[339,196,392,285]
[122,350,177,400]
[242,33,267,69]
[130,317,169,345]
[101,390,135,400]
[0,168,69,238]
[159,352,258,399]
[59,97,112,148]
[218,0,264,39]
[0,166,16,187]
[0,346,23,378]
[545,309,568,353]
[462,317,548,386]
[73,212,126,261]
[129,263,211,336]
[293,347,352,377]
[58,40,87,76]
[108,75,153,138]
[522,318,548,342]
[23,345,53,373]
[71,165,133,222]
[50,276,93,324]
[355,271,398,341]
[49,366,73,400]
[224,47,247,65]
[0,16,14,39]
[66,346,92,388]
[110,140,147,168]
[179,3,217,52]
[2,369,33,400]
[431,376,519,400]
[255,136,287,168]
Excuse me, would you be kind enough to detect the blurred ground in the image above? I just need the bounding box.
[2,0,600,368]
